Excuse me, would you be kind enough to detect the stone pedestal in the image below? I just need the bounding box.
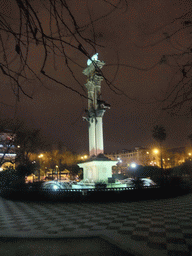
[78,154,117,183]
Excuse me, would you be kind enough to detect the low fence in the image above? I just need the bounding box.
[1,184,190,202]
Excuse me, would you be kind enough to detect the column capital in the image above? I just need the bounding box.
[96,109,106,117]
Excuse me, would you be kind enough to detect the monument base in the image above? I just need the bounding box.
[78,154,117,183]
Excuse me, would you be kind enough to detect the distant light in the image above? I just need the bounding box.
[154,149,159,154]
[188,153,191,156]
[17,145,20,148]
[81,155,88,160]
[117,157,122,163]
[131,163,136,168]
[146,152,149,154]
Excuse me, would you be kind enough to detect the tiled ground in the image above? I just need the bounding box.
[0,193,192,255]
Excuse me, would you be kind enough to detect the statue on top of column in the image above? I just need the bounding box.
[83,53,105,82]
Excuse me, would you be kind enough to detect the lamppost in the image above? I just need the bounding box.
[130,163,137,179]
[56,165,59,180]
[153,149,159,167]
[117,157,122,174]
[130,163,143,189]
[38,154,44,181]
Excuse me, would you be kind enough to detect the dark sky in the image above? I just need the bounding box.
[0,0,192,154]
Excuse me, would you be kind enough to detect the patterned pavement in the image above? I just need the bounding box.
[0,193,192,255]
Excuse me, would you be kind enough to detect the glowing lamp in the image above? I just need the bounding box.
[131,163,136,168]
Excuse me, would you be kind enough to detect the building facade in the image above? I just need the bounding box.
[105,146,190,171]
[0,132,16,170]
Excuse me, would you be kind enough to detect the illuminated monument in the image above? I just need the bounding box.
[83,53,109,156]
[78,54,117,183]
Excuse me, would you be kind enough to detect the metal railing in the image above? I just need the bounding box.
[41,185,160,193]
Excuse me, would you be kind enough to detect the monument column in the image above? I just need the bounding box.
[95,110,105,155]
[83,53,108,157]
[76,53,119,184]
[85,81,96,156]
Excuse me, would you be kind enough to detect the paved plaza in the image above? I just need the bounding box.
[0,193,192,255]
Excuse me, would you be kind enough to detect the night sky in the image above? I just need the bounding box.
[0,0,192,154]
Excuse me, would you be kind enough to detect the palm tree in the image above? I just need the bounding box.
[152,125,166,169]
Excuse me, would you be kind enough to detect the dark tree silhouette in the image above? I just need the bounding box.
[0,0,191,114]
[152,125,166,169]
[0,0,128,101]
[15,128,47,165]
[134,14,192,115]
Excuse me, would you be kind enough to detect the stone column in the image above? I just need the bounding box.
[89,117,96,156]
[95,108,105,155]
[83,55,106,157]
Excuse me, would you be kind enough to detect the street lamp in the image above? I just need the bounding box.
[153,149,160,167]
[131,163,137,168]
[56,165,59,180]
[130,163,141,187]
[38,154,44,181]
[117,157,122,164]
[81,155,88,160]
